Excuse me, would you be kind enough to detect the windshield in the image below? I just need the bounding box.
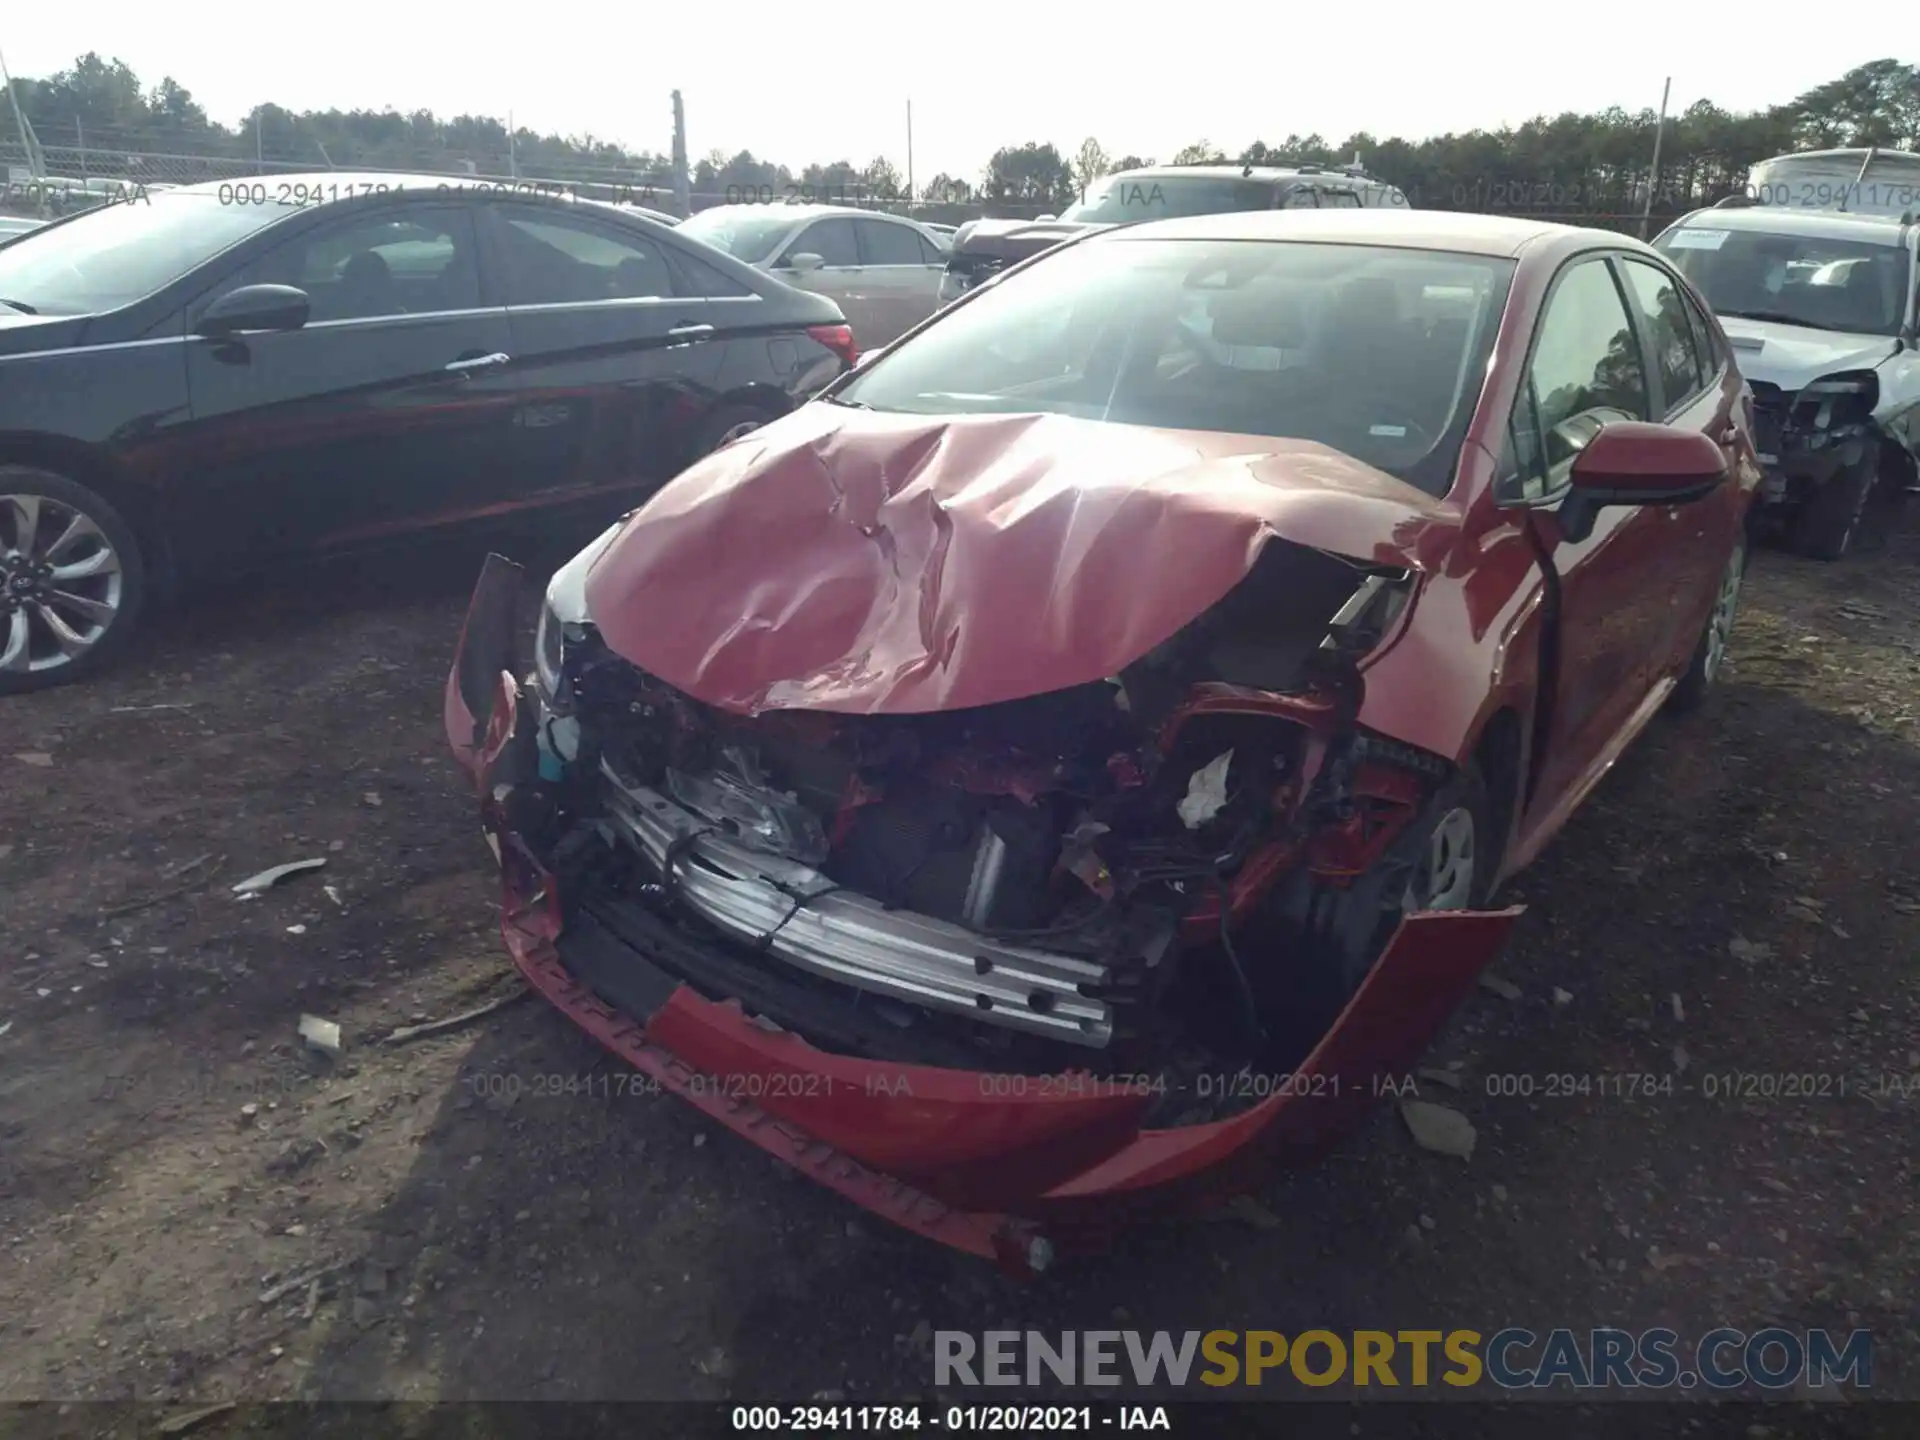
[0,191,295,316]
[678,208,797,265]
[1655,225,1910,337]
[1059,176,1278,224]
[833,236,1514,496]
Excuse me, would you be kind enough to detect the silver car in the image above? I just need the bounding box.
[679,204,948,348]
[1655,204,1920,559]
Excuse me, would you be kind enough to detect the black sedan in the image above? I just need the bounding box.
[0,174,855,693]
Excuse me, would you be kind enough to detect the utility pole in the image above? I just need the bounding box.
[0,43,46,179]
[256,114,264,169]
[508,109,518,179]
[670,90,689,218]
[906,99,914,207]
[1639,76,1671,239]
[76,118,88,181]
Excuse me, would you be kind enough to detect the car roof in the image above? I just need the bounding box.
[1108,165,1390,187]
[1094,206,1633,259]
[1664,206,1912,243]
[688,203,915,222]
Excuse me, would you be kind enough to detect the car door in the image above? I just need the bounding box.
[480,201,730,503]
[771,217,874,339]
[174,201,518,567]
[1500,254,1670,820]
[1617,255,1742,668]
[848,216,945,346]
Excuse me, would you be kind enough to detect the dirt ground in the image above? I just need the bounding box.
[2,509,1917,1419]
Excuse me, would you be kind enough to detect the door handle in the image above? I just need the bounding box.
[446,352,511,375]
[666,323,715,343]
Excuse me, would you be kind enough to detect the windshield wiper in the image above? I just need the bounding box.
[1716,308,1849,332]
[825,394,870,409]
[0,297,38,314]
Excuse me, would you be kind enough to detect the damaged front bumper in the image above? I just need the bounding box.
[447,556,1522,1267]
[1747,378,1882,505]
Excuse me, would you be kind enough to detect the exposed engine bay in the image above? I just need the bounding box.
[518,539,1456,1123]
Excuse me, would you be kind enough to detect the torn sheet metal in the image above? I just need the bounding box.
[582,406,1457,717]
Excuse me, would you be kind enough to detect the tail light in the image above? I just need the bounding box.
[807,323,859,370]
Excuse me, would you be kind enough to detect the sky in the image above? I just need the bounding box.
[2,6,1893,183]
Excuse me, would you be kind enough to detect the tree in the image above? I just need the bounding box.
[1072,137,1109,199]
[922,172,971,203]
[861,155,903,199]
[7,52,1913,233]
[980,142,1075,209]
[1788,59,1920,149]
[1170,140,1226,165]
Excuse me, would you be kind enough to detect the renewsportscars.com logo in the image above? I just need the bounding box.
[934,1328,1873,1391]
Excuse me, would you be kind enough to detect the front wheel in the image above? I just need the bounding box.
[0,466,147,694]
[1668,531,1747,714]
[1791,456,1875,561]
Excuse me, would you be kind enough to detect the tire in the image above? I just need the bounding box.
[1668,529,1748,714]
[0,466,147,695]
[688,401,780,464]
[1792,456,1875,561]
[1261,761,1494,1067]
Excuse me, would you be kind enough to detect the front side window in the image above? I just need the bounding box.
[1619,258,1707,411]
[1507,257,1650,495]
[1655,224,1908,336]
[0,190,294,316]
[833,235,1515,497]
[783,218,858,268]
[495,207,677,304]
[230,207,480,322]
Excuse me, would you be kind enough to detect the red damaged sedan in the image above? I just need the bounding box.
[446,209,1760,1271]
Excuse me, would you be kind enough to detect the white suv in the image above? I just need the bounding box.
[1654,204,1920,559]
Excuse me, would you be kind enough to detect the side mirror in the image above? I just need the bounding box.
[787,252,825,273]
[853,346,883,369]
[195,284,310,338]
[1557,420,1727,542]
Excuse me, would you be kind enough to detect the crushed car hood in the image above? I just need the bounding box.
[582,404,1457,716]
[1718,317,1899,394]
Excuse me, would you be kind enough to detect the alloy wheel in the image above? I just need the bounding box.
[0,492,127,677]
[1701,538,1746,685]
[716,418,764,447]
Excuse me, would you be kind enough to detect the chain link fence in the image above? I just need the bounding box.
[1,137,675,217]
[4,135,1698,237]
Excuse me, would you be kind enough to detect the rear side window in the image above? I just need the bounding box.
[669,248,754,297]
[494,207,678,304]
[1678,285,1721,380]
[1620,258,1707,411]
[856,219,926,265]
